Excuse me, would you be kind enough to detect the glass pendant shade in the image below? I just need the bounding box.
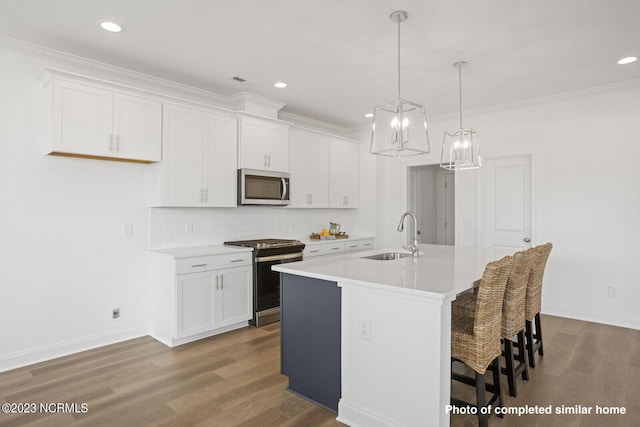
[441,61,481,170]
[370,10,430,158]
[441,128,480,170]
[370,98,430,157]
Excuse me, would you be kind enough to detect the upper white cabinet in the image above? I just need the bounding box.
[40,70,162,163]
[161,103,237,207]
[288,129,330,208]
[238,115,290,172]
[329,139,359,208]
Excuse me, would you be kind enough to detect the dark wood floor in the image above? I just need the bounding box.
[1,315,639,426]
[451,315,640,426]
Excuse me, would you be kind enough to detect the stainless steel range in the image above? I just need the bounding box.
[224,238,305,326]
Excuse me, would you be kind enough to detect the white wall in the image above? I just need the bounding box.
[0,46,153,371]
[374,81,640,330]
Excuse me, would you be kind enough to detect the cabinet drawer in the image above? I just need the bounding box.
[304,242,344,258]
[344,239,375,253]
[176,252,252,275]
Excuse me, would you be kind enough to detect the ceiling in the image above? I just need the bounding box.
[1,0,639,129]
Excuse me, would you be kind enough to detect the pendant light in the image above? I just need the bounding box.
[370,10,430,157]
[441,61,481,170]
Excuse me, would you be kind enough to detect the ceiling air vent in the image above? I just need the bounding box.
[231,76,246,82]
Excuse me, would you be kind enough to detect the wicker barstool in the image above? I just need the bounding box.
[525,242,553,368]
[499,248,535,397]
[451,255,512,427]
[454,249,535,397]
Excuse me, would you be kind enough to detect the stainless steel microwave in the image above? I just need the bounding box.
[238,169,290,206]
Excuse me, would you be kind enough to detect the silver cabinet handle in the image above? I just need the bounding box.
[267,155,271,167]
[264,154,268,167]
[309,250,319,253]
[108,134,114,151]
[220,274,223,290]
[215,275,219,290]
[524,237,531,243]
[191,263,207,268]
[203,189,208,202]
[115,135,120,152]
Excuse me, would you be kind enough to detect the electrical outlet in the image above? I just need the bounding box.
[358,319,372,341]
[122,224,133,237]
[607,285,618,298]
[112,308,121,319]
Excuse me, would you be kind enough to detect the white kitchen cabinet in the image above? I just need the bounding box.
[161,103,237,207]
[149,249,253,347]
[288,129,330,208]
[45,77,161,162]
[238,115,290,172]
[177,265,252,338]
[329,139,359,208]
[343,238,375,253]
[303,237,375,259]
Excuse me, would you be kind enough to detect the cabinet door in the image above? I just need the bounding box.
[203,113,238,207]
[266,123,289,172]
[289,131,329,208]
[161,104,205,206]
[329,140,359,208]
[217,266,252,328]
[288,131,312,207]
[113,93,162,162]
[177,271,215,338]
[52,80,112,157]
[238,117,267,170]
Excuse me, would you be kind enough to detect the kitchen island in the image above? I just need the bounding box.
[273,244,511,427]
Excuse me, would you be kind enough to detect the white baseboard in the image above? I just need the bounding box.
[337,399,397,427]
[543,304,640,330]
[0,324,148,373]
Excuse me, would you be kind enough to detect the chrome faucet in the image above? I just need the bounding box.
[397,211,419,257]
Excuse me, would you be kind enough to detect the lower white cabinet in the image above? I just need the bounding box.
[149,250,253,347]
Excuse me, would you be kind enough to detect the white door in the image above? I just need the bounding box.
[481,155,532,250]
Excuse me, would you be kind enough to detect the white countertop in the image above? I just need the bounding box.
[147,244,253,259]
[273,244,512,300]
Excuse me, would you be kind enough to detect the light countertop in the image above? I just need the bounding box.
[273,244,512,300]
[147,244,253,259]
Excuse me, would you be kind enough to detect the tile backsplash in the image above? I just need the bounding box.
[149,207,361,249]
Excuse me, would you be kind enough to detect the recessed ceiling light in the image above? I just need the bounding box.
[100,21,123,33]
[274,81,288,88]
[364,113,374,118]
[617,56,637,65]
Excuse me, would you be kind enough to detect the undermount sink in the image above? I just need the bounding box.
[362,252,411,261]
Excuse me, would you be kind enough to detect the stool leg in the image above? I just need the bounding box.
[491,357,504,418]
[475,371,489,427]
[516,330,530,381]
[535,313,544,356]
[503,338,518,397]
[525,319,536,368]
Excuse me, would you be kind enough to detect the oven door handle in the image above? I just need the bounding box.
[256,252,303,263]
